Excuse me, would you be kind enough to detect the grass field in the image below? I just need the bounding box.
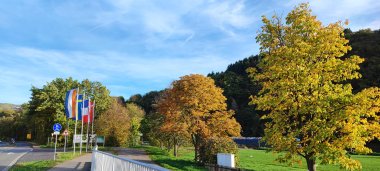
[10,152,82,171]
[141,146,380,171]
[141,146,206,171]
[239,149,380,171]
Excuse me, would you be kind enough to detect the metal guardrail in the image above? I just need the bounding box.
[91,150,169,171]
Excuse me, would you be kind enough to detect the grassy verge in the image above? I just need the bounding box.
[239,149,380,171]
[10,152,82,171]
[139,146,380,171]
[140,146,206,171]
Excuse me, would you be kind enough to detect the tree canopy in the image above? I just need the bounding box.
[157,74,241,163]
[27,77,112,143]
[96,99,130,146]
[250,3,380,171]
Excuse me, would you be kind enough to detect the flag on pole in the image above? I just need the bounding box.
[84,100,94,123]
[64,89,78,118]
[83,100,89,116]
[76,94,83,120]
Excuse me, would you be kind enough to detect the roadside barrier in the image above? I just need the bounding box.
[91,149,169,171]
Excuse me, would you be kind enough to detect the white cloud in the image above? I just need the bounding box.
[202,0,253,29]
[286,0,380,23]
[89,0,255,41]
[0,45,231,88]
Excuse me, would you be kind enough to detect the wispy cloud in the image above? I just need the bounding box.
[0,0,378,104]
[0,45,233,102]
[286,0,380,30]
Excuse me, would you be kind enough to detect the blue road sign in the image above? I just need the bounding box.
[53,123,62,132]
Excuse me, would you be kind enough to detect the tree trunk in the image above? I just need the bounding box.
[192,134,200,162]
[173,138,178,157]
[306,158,316,171]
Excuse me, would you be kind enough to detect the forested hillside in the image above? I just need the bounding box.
[134,28,380,138]
[345,29,380,91]
[208,56,264,137]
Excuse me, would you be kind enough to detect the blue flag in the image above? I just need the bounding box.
[76,94,83,120]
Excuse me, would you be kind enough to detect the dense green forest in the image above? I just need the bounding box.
[345,29,380,90]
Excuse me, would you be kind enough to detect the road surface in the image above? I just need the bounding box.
[0,142,32,171]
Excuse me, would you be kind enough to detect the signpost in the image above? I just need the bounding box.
[53,123,62,160]
[73,134,82,143]
[63,130,69,152]
[96,136,105,147]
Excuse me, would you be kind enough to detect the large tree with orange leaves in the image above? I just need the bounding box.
[157,74,241,163]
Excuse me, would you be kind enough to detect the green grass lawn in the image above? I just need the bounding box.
[10,152,82,171]
[239,149,380,171]
[141,146,380,171]
[141,146,206,171]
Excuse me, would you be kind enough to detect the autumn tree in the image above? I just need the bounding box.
[96,99,130,146]
[249,3,380,171]
[157,90,190,157]
[125,103,145,146]
[157,74,241,163]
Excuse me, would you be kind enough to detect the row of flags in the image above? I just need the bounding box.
[64,88,96,154]
[64,88,95,123]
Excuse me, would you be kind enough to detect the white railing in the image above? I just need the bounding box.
[91,150,169,171]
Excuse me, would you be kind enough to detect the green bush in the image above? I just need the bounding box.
[199,137,239,165]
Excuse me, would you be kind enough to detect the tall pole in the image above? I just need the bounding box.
[85,99,90,153]
[80,92,85,154]
[64,134,67,152]
[73,88,79,154]
[74,120,77,154]
[91,100,95,149]
[64,120,68,152]
[54,133,57,160]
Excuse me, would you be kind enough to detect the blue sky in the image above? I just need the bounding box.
[0,0,379,104]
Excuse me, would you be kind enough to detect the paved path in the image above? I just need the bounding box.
[17,146,55,163]
[114,148,157,166]
[0,142,32,171]
[48,153,92,171]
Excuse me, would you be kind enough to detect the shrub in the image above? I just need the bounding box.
[199,137,239,165]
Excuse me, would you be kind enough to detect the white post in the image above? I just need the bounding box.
[91,100,95,149]
[74,120,77,154]
[54,134,58,160]
[64,134,67,152]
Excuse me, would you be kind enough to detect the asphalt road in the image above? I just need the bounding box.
[17,146,55,163]
[0,142,32,171]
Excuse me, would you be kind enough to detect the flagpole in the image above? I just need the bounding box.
[65,120,69,153]
[85,99,90,153]
[91,100,95,149]
[73,88,79,154]
[80,92,85,154]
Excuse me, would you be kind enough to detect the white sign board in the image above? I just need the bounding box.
[73,134,82,143]
[53,131,60,135]
[73,134,87,143]
[217,153,235,168]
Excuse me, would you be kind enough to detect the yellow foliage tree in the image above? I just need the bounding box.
[157,74,241,163]
[96,99,131,146]
[249,3,380,171]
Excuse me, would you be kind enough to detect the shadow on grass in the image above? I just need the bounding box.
[155,158,207,171]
